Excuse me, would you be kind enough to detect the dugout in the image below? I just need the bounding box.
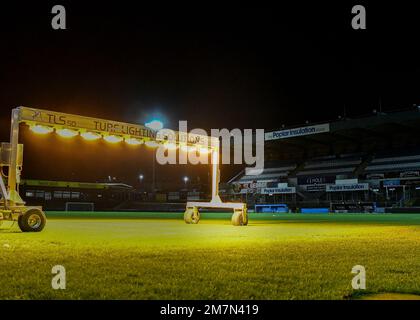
[20,179,137,211]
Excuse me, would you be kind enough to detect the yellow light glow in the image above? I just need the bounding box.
[145,140,159,148]
[181,145,197,152]
[81,132,101,141]
[189,146,197,153]
[180,145,197,153]
[104,135,123,143]
[125,138,144,145]
[56,128,78,138]
[165,143,178,150]
[30,125,54,134]
[145,120,164,131]
[199,147,210,154]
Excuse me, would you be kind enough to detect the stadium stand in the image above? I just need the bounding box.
[297,155,362,176]
[232,161,296,183]
[366,149,420,174]
[228,108,420,213]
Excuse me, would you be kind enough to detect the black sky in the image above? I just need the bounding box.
[1,2,420,184]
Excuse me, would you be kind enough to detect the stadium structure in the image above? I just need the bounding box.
[226,108,420,213]
[17,107,420,214]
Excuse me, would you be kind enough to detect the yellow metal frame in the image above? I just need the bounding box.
[0,106,247,226]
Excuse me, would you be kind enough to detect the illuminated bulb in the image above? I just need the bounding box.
[104,135,123,143]
[81,132,101,141]
[181,145,197,152]
[56,128,78,138]
[125,138,144,145]
[165,143,177,150]
[180,145,197,152]
[145,140,159,148]
[145,120,164,131]
[30,125,54,134]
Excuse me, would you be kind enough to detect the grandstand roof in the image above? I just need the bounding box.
[264,108,420,160]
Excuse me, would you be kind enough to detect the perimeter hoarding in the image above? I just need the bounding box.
[261,187,296,194]
[326,183,369,192]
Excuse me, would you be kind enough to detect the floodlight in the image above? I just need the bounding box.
[145,120,164,131]
[30,125,53,134]
[81,132,101,141]
[125,138,144,145]
[145,140,159,148]
[56,128,78,138]
[165,143,177,150]
[104,135,123,143]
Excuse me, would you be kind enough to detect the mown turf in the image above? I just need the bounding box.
[0,212,419,300]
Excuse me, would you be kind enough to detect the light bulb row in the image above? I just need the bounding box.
[29,124,211,152]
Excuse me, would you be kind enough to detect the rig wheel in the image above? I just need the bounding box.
[231,209,247,226]
[184,207,200,224]
[18,208,46,232]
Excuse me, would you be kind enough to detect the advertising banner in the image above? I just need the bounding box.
[304,185,326,192]
[261,187,296,194]
[265,123,330,141]
[326,183,369,192]
[400,171,419,178]
[297,175,335,185]
[383,179,401,187]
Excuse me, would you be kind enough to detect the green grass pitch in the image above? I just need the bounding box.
[1,212,420,300]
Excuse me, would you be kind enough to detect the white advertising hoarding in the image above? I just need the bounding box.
[326,183,369,192]
[261,187,296,194]
[265,123,330,141]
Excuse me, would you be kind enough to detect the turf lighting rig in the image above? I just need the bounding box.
[0,107,247,232]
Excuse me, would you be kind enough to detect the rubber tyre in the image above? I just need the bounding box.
[19,209,46,232]
[190,210,200,224]
[184,208,200,224]
[18,214,27,231]
[231,211,244,226]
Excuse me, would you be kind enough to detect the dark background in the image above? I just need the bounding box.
[1,2,419,185]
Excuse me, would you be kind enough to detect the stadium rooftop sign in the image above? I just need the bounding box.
[265,123,330,141]
[264,108,420,143]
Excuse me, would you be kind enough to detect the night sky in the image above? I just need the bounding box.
[1,3,420,185]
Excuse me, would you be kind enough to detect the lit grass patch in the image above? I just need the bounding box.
[0,213,419,299]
